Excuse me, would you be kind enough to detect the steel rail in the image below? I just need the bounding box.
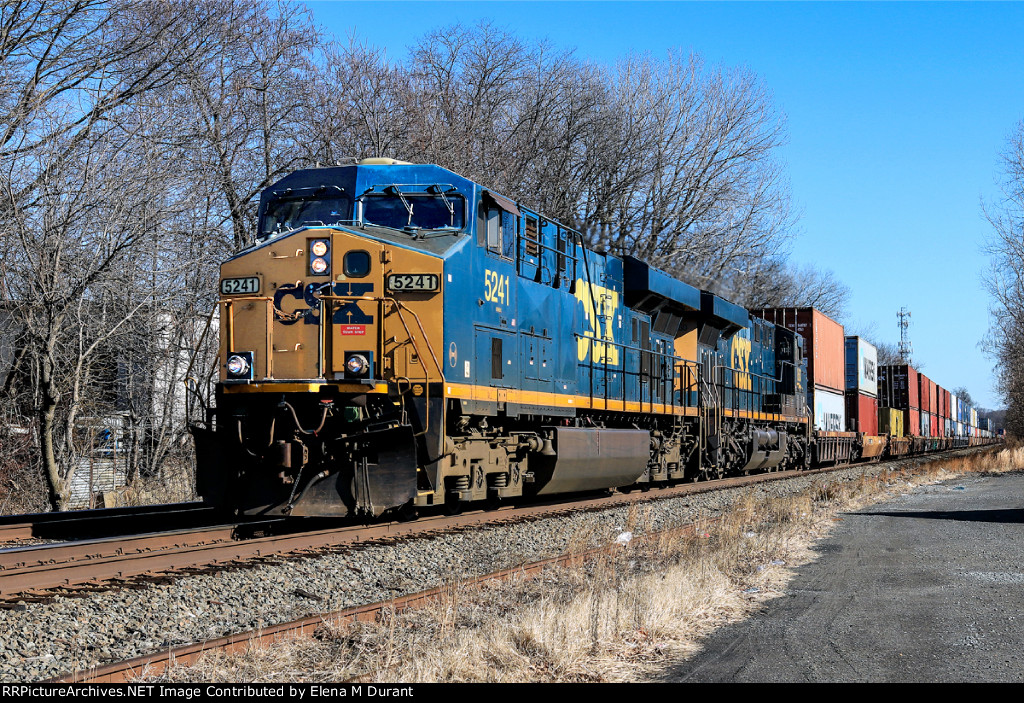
[3,446,996,601]
[42,444,999,683]
[52,521,703,683]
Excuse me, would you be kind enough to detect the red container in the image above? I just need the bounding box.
[846,390,879,435]
[944,388,951,420]
[878,364,920,410]
[905,408,921,437]
[753,308,845,392]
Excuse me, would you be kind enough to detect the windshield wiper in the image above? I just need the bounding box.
[384,185,414,226]
[427,184,456,227]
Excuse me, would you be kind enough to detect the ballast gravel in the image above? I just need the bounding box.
[0,458,949,681]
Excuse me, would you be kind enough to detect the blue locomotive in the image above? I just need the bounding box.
[192,159,813,517]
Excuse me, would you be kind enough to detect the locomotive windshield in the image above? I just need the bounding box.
[362,192,466,231]
[260,194,353,239]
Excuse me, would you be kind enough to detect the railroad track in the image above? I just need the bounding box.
[0,447,981,604]
[0,466,802,602]
[53,533,659,683]
[48,444,1000,684]
[0,444,988,683]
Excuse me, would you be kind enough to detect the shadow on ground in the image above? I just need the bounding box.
[854,508,1024,524]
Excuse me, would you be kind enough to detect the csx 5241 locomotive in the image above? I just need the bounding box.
[191,159,869,517]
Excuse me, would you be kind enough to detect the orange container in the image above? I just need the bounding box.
[752,307,845,392]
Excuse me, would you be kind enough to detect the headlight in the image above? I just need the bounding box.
[310,257,329,274]
[311,240,329,256]
[226,353,251,378]
[346,354,369,376]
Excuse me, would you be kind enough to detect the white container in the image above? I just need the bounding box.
[813,387,846,432]
[844,337,878,397]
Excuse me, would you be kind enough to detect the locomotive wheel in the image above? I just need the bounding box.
[444,494,463,516]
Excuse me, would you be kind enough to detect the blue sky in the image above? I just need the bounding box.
[307,1,1024,409]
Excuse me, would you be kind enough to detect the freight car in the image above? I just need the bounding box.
[189,159,994,518]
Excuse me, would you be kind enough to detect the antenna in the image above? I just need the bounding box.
[897,307,913,362]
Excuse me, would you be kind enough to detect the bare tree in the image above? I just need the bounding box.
[2,125,173,508]
[952,386,974,407]
[305,37,413,166]
[983,119,1024,435]
[872,341,903,367]
[0,0,227,509]
[160,0,320,249]
[740,258,850,320]
[578,52,795,285]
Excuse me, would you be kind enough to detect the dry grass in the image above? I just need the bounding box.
[152,444,1020,683]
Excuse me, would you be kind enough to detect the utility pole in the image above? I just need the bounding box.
[897,307,913,362]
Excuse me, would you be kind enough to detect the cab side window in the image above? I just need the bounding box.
[486,208,501,254]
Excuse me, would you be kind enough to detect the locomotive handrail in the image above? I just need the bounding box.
[382,299,444,438]
[573,332,695,413]
[708,360,809,429]
[514,219,581,286]
[386,298,445,378]
[318,291,444,435]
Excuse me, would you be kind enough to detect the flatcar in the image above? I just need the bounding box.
[188,159,995,518]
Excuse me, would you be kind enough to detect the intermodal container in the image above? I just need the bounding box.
[753,308,845,392]
[905,407,921,437]
[950,393,958,423]
[918,374,932,413]
[942,388,951,420]
[878,364,920,410]
[845,390,878,435]
[878,407,904,437]
[921,412,931,437]
[844,337,878,397]
[813,387,846,432]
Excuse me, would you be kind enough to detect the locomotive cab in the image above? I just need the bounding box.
[203,161,472,518]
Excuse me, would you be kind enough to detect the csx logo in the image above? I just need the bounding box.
[273,282,374,325]
[732,336,751,391]
[574,280,619,365]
